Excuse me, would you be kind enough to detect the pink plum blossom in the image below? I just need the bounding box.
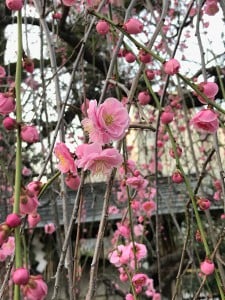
[126,175,148,190]
[116,222,130,238]
[0,236,15,260]
[0,93,15,115]
[82,98,129,144]
[108,205,119,215]
[54,142,77,174]
[21,125,39,143]
[128,242,147,262]
[22,275,48,300]
[145,278,156,297]
[108,244,128,267]
[134,224,144,237]
[142,200,156,216]
[26,181,43,196]
[132,273,148,293]
[20,192,39,215]
[190,108,219,133]
[75,143,123,175]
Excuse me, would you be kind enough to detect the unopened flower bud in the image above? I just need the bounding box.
[6,213,21,228]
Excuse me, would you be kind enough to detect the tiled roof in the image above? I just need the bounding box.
[1,176,222,227]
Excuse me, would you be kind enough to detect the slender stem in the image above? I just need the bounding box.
[13,10,23,300]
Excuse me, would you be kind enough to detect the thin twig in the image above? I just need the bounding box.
[51,171,85,300]
[85,169,117,300]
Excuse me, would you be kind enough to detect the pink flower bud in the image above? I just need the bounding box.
[195,230,202,242]
[163,58,180,75]
[197,82,219,104]
[44,223,56,234]
[28,213,41,228]
[65,174,80,191]
[133,170,140,177]
[0,66,6,78]
[197,197,211,210]
[214,179,222,191]
[81,99,90,116]
[0,93,15,115]
[124,52,136,63]
[3,116,17,130]
[145,69,155,80]
[169,146,182,158]
[138,91,151,105]
[125,293,134,300]
[172,170,184,184]
[6,0,23,10]
[200,259,215,275]
[204,1,219,15]
[138,50,152,64]
[52,12,62,20]
[120,272,128,282]
[21,125,39,144]
[161,110,174,124]
[22,166,32,177]
[62,0,76,6]
[0,224,10,246]
[23,58,34,74]
[12,268,29,285]
[96,20,110,35]
[26,181,43,196]
[5,213,21,228]
[123,18,143,34]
